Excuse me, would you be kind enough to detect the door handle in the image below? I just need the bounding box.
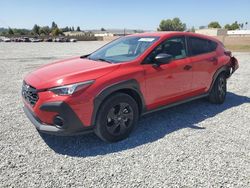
[184,65,192,70]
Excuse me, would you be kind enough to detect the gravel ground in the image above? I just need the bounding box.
[0,42,249,188]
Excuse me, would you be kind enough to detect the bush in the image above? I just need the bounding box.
[208,22,221,28]
[158,17,186,31]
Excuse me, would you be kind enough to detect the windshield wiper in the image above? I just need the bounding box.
[94,58,113,64]
[80,54,90,59]
[82,55,113,64]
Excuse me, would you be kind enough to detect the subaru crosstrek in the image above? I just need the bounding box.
[22,32,239,142]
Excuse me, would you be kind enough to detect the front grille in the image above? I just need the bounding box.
[22,82,39,106]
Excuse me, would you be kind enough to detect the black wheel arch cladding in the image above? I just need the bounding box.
[91,79,146,126]
[209,65,230,93]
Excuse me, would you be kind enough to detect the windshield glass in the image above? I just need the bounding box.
[88,36,159,63]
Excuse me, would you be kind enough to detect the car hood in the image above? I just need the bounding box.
[24,57,119,89]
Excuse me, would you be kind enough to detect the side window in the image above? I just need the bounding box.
[209,40,218,51]
[145,36,187,63]
[189,37,217,56]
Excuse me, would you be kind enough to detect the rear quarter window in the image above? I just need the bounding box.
[189,37,218,56]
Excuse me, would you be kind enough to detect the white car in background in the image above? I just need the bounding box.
[0,37,11,42]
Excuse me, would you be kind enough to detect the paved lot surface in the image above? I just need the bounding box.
[0,42,249,187]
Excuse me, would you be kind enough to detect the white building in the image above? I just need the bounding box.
[63,31,86,36]
[86,29,139,37]
[227,30,250,36]
[93,32,114,37]
[195,28,227,36]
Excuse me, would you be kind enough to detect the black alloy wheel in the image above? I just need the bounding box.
[95,93,139,142]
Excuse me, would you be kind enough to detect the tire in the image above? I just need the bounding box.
[209,73,227,104]
[94,93,139,142]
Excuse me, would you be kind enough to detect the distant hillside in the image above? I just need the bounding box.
[0,27,8,32]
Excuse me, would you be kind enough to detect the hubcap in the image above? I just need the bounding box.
[106,102,134,135]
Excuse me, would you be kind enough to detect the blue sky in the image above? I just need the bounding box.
[1,0,250,30]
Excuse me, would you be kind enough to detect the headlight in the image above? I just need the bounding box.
[49,80,94,95]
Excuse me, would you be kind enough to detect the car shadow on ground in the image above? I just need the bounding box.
[39,92,250,157]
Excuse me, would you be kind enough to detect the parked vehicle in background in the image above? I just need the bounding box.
[22,32,238,142]
[54,37,64,42]
[22,37,31,42]
[13,37,31,42]
[64,38,70,42]
[70,38,77,42]
[1,37,11,42]
[11,38,20,42]
[0,36,77,43]
[44,38,53,42]
[30,38,42,42]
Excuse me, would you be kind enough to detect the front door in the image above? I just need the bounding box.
[142,36,193,110]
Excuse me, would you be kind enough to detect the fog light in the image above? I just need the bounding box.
[53,115,65,129]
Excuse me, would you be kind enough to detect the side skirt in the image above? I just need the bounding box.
[141,93,209,116]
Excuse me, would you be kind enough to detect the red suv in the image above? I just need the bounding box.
[22,32,238,142]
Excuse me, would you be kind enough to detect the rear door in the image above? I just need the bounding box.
[187,37,218,94]
[142,36,193,110]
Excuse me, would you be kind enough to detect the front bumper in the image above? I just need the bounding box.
[23,102,94,136]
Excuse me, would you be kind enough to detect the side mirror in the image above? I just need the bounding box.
[154,53,173,67]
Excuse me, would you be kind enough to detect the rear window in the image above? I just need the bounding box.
[189,37,218,56]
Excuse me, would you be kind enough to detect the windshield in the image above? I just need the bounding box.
[88,36,159,63]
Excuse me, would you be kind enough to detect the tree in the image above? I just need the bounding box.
[13,29,24,35]
[239,23,244,30]
[1,31,7,35]
[51,21,58,30]
[224,21,240,30]
[224,24,231,30]
[39,26,50,35]
[72,27,75,31]
[32,24,40,35]
[62,26,70,32]
[208,21,221,28]
[76,26,81,31]
[101,27,106,31]
[51,28,63,36]
[133,30,143,33]
[190,26,195,32]
[230,21,240,30]
[224,22,240,30]
[8,28,14,35]
[158,17,186,31]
